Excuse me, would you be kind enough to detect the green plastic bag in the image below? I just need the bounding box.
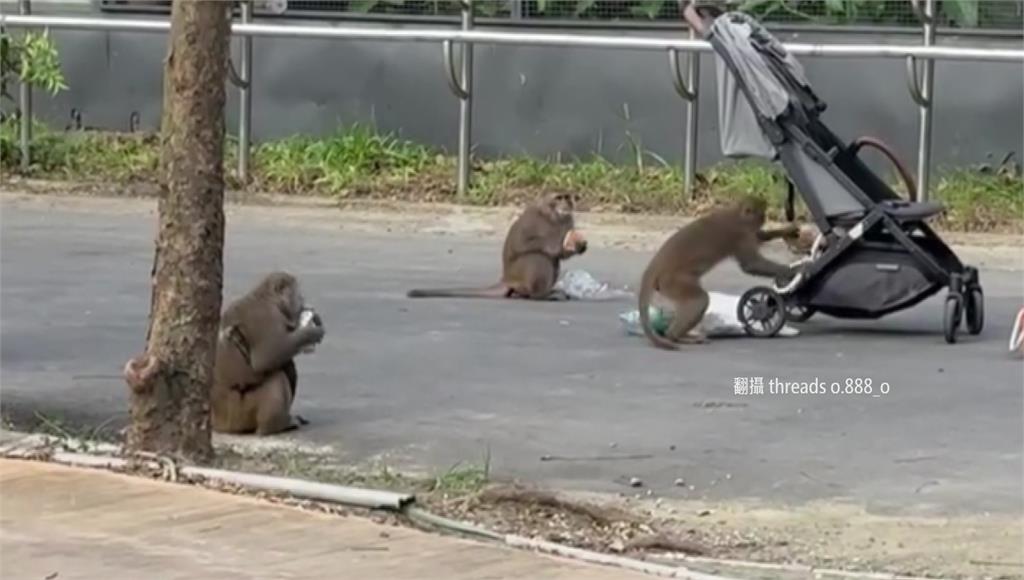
[619,306,673,337]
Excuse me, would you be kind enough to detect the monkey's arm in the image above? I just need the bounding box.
[735,242,795,280]
[757,224,800,242]
[508,221,566,260]
[249,326,324,374]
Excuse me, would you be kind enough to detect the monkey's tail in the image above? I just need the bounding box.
[407,282,510,299]
[638,270,678,351]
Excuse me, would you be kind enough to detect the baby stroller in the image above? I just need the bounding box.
[683,3,984,344]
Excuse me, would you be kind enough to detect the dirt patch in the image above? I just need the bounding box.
[140,455,1024,579]
[169,439,1024,579]
[420,484,710,556]
[420,486,1023,579]
[3,185,1021,272]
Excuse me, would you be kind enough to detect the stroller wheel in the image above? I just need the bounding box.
[738,286,786,338]
[786,304,816,323]
[943,294,963,344]
[965,287,984,336]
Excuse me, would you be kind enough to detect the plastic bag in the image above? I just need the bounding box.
[299,308,321,353]
[555,270,634,301]
[618,306,673,336]
[620,291,800,338]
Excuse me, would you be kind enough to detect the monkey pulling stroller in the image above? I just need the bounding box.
[684,3,984,344]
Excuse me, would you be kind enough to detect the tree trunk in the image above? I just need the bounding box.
[123,0,231,462]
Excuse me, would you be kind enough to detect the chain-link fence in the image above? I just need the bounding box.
[97,1,1024,31]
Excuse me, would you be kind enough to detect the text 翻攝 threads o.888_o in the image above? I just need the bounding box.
[732,377,891,397]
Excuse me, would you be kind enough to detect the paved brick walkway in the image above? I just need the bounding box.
[0,459,661,580]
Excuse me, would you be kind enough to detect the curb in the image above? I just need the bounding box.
[0,430,955,580]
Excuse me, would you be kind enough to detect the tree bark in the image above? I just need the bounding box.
[124,0,231,462]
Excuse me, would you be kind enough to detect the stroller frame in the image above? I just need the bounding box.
[684,3,984,343]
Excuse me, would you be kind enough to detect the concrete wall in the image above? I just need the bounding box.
[7,3,1023,172]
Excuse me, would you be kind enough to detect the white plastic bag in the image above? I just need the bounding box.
[556,270,634,301]
[620,291,800,338]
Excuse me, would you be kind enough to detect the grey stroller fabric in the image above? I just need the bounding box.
[710,11,810,159]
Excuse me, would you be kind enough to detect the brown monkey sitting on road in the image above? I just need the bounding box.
[407,192,588,301]
[212,272,325,435]
[638,196,799,350]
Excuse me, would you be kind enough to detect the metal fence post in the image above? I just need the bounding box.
[457,0,474,197]
[18,0,32,172]
[668,41,699,198]
[683,27,700,198]
[909,0,936,202]
[238,0,254,182]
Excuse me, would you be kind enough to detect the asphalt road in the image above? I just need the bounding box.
[2,194,1021,518]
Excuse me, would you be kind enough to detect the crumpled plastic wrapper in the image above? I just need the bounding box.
[555,270,634,301]
[620,291,800,338]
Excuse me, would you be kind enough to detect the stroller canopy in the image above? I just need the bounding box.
[709,11,824,159]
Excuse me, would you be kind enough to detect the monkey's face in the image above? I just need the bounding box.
[547,193,576,219]
[266,272,304,322]
[284,286,305,322]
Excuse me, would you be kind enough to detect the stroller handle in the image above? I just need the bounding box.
[682,1,721,38]
[849,137,918,199]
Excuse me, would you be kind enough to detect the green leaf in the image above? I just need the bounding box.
[629,0,665,20]
[854,0,887,20]
[536,0,547,13]
[824,0,845,12]
[574,0,597,16]
[943,0,979,28]
[348,0,380,13]
[476,0,501,17]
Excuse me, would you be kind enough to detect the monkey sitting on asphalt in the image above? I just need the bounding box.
[407,192,588,301]
[211,272,325,435]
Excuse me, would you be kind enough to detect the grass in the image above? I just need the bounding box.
[0,409,123,452]
[213,447,490,498]
[932,164,1024,232]
[2,406,493,500]
[1,118,159,182]
[1,118,1021,232]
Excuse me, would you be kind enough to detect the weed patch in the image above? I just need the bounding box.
[2,120,1020,233]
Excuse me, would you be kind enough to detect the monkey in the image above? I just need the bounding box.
[781,223,816,256]
[211,271,325,436]
[637,196,800,350]
[406,192,588,301]
[781,221,839,258]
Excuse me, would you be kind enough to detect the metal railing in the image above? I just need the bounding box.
[96,0,1024,33]
[3,1,1023,201]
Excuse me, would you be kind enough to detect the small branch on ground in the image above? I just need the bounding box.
[478,484,641,525]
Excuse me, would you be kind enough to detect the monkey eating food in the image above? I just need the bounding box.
[638,196,799,350]
[407,192,588,301]
[212,271,325,435]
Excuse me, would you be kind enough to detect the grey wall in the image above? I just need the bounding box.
[9,4,1024,172]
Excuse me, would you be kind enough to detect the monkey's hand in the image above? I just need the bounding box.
[563,229,588,257]
[781,223,801,238]
[300,308,323,328]
[298,310,323,354]
[296,324,326,355]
